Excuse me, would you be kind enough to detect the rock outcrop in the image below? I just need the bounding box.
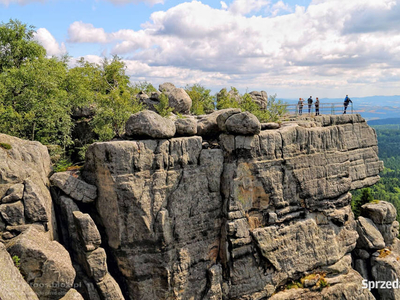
[353,201,400,300]
[0,134,56,240]
[159,82,192,114]
[82,113,384,299]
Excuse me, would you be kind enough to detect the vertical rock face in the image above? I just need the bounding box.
[83,114,384,299]
[0,133,56,240]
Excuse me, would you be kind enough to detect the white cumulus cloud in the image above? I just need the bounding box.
[66,0,400,97]
[34,28,66,56]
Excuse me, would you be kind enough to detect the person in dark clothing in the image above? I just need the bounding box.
[343,95,352,114]
[307,96,313,114]
[315,97,320,116]
[298,98,304,115]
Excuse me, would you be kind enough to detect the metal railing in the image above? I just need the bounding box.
[282,102,354,116]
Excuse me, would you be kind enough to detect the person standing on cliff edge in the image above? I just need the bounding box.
[298,98,304,116]
[343,95,352,114]
[315,97,320,116]
[307,96,313,114]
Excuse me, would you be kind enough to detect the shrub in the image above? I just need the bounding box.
[155,93,173,117]
[12,255,21,270]
[185,84,215,115]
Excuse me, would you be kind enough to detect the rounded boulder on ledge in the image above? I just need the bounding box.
[225,111,261,135]
[125,110,176,139]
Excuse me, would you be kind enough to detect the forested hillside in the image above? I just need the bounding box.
[352,122,400,221]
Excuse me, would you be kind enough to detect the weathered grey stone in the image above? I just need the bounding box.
[249,91,268,109]
[356,216,385,250]
[6,226,76,300]
[0,133,56,238]
[159,82,176,93]
[371,251,400,300]
[353,248,370,259]
[225,111,261,135]
[50,172,97,203]
[261,122,280,130]
[174,117,197,136]
[216,109,241,132]
[125,110,176,138]
[0,242,39,300]
[23,179,49,222]
[361,201,397,224]
[159,83,192,114]
[60,289,84,300]
[82,247,108,282]
[196,108,241,137]
[269,270,374,300]
[354,259,369,279]
[82,114,383,300]
[73,211,101,252]
[96,273,125,300]
[0,201,25,225]
[377,221,399,246]
[1,183,24,203]
[205,264,223,300]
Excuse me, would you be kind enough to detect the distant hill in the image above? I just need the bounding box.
[368,118,400,125]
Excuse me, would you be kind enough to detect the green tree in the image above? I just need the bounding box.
[352,188,374,218]
[0,19,46,71]
[185,84,215,115]
[0,56,71,147]
[91,56,142,141]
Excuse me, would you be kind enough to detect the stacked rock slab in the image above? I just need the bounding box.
[50,172,124,300]
[0,133,56,240]
[353,201,400,300]
[82,113,384,299]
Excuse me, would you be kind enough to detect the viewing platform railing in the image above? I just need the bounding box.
[282,102,354,116]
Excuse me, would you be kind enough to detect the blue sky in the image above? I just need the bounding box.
[1,0,400,98]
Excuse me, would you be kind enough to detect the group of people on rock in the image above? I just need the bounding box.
[297,95,352,116]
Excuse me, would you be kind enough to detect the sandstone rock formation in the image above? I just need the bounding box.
[82,114,384,299]
[125,110,176,138]
[353,201,400,300]
[0,134,56,240]
[0,242,39,300]
[6,226,76,300]
[159,82,192,114]
[1,113,395,300]
[249,90,268,109]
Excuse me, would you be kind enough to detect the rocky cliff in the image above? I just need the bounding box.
[1,113,396,300]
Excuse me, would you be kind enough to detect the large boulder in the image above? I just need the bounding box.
[356,216,385,250]
[6,226,76,300]
[73,211,102,252]
[249,91,268,109]
[175,118,197,136]
[197,108,241,137]
[0,134,56,239]
[361,201,397,224]
[50,172,97,203]
[125,110,176,139]
[159,83,192,114]
[225,111,261,135]
[0,242,39,300]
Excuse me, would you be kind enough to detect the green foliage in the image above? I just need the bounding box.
[185,84,215,115]
[91,56,143,141]
[216,87,287,122]
[12,255,21,270]
[351,188,374,218]
[216,88,240,110]
[0,142,12,149]
[53,158,73,172]
[154,92,173,117]
[0,19,46,71]
[285,281,303,289]
[133,81,157,94]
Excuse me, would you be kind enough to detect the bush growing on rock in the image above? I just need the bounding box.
[185,84,215,115]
